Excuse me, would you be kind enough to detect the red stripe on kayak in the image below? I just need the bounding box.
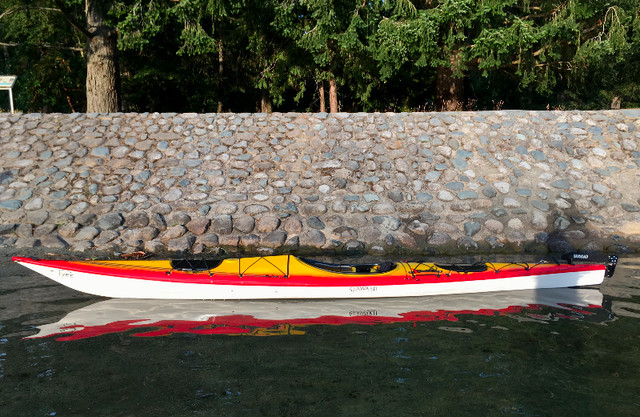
[12,257,606,287]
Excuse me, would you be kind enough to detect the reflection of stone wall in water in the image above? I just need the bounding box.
[612,301,640,319]
[0,110,639,256]
[603,265,640,318]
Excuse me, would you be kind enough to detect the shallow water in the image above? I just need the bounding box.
[1,257,639,416]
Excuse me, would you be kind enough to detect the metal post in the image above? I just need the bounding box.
[8,88,13,114]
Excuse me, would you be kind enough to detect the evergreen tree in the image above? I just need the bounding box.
[2,0,639,112]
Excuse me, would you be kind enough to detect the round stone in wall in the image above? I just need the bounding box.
[300,229,326,248]
[256,215,281,233]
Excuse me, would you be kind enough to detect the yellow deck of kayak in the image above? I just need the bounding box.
[72,255,531,277]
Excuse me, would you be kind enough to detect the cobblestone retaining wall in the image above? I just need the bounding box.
[1,110,640,256]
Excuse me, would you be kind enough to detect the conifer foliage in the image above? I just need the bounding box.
[1,0,639,112]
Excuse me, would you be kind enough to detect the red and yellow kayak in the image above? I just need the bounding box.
[12,254,616,300]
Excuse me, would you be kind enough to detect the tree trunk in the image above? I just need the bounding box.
[329,78,338,113]
[318,82,326,112]
[85,0,119,113]
[611,96,621,109]
[435,50,464,111]
[217,39,224,113]
[261,90,272,113]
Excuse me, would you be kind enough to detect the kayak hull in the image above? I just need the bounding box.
[13,255,607,300]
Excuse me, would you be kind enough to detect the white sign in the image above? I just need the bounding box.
[0,76,17,90]
[0,75,17,113]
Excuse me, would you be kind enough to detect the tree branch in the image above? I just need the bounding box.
[511,47,544,65]
[468,46,554,70]
[0,6,61,21]
[2,2,92,39]
[52,0,92,39]
[0,41,84,52]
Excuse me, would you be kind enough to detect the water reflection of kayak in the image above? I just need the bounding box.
[12,254,616,300]
[27,288,605,340]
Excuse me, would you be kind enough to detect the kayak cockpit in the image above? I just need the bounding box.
[433,263,489,273]
[299,258,397,274]
[170,259,223,271]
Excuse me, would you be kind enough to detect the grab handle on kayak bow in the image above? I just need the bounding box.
[606,255,618,278]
